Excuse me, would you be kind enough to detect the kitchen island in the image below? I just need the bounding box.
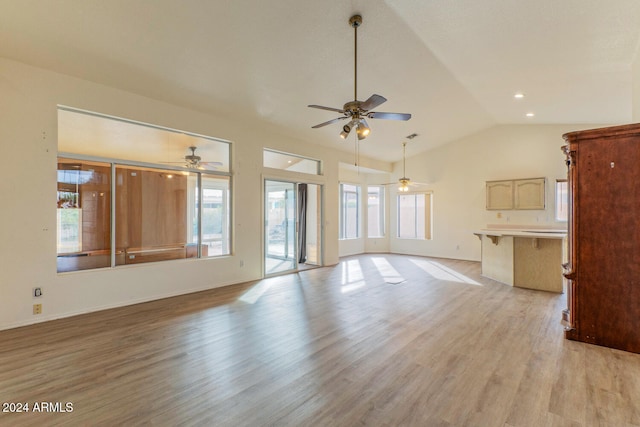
[474,227,566,293]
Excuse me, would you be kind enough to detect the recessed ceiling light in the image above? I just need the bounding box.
[526,112,535,117]
[514,93,525,99]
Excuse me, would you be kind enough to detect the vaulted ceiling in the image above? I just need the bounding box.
[1,0,639,162]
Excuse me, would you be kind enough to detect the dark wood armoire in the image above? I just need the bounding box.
[562,123,640,353]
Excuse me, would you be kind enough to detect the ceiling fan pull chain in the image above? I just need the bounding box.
[357,132,360,167]
[354,132,358,167]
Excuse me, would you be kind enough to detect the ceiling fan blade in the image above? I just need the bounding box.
[308,104,345,113]
[200,161,223,166]
[360,94,387,111]
[381,181,422,186]
[381,180,429,188]
[367,111,412,121]
[311,116,348,129]
[410,182,429,186]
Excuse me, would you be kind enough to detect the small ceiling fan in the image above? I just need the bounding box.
[165,146,223,170]
[308,14,411,140]
[397,142,413,192]
[388,134,428,191]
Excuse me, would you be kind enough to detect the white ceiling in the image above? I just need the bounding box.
[1,0,639,162]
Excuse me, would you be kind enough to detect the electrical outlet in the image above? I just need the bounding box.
[33,287,42,298]
[33,304,42,315]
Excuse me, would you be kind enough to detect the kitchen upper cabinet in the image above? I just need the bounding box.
[486,178,545,210]
[514,178,546,209]
[486,180,513,210]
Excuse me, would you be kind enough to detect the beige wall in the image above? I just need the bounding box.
[0,57,386,330]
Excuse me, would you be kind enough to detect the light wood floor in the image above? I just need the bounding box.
[2,254,640,426]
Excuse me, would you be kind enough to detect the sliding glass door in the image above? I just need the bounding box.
[264,180,323,276]
[265,180,297,275]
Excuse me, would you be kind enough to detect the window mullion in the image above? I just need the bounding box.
[110,162,116,268]
[197,173,202,258]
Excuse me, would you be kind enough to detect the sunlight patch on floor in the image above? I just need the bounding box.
[341,259,366,293]
[265,256,295,275]
[239,280,275,304]
[371,256,405,284]
[409,259,482,286]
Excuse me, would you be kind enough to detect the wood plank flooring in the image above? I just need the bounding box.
[1,254,640,426]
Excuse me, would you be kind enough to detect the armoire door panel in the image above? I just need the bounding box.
[563,124,640,354]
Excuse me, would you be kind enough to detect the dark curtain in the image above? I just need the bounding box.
[297,184,307,263]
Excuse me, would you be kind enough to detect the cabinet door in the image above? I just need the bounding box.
[514,178,545,210]
[574,136,640,352]
[486,180,513,210]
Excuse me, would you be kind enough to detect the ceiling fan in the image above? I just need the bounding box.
[165,146,223,170]
[389,134,428,192]
[308,14,411,140]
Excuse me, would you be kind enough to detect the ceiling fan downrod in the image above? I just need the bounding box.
[349,15,362,103]
[402,142,407,179]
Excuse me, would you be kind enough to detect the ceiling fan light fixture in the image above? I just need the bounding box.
[340,122,352,139]
[356,119,370,140]
[184,146,202,167]
[398,178,410,192]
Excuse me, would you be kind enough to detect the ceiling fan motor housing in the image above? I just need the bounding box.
[343,100,362,115]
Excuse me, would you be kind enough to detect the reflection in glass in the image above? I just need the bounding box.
[263,149,321,175]
[115,166,194,266]
[57,108,232,272]
[58,108,231,173]
[56,158,112,272]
